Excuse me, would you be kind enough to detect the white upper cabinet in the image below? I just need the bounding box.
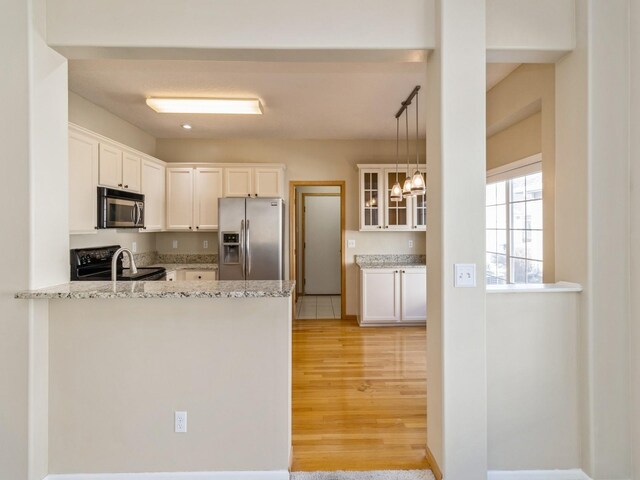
[98,142,141,192]
[141,158,166,232]
[253,167,283,197]
[359,168,384,230]
[98,143,122,189]
[122,151,142,192]
[69,128,99,234]
[194,168,223,231]
[224,167,253,197]
[358,164,425,232]
[166,168,194,231]
[224,166,284,198]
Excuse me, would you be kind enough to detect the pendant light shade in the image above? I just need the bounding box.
[411,90,426,195]
[390,117,403,202]
[402,177,413,198]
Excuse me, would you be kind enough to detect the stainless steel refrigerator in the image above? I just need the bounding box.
[218,197,285,280]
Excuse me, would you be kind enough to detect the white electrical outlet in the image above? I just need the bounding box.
[203,240,208,249]
[454,263,477,288]
[347,239,356,248]
[175,411,187,433]
[408,240,414,248]
[172,240,178,249]
[131,242,137,253]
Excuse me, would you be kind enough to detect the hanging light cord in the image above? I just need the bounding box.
[395,117,399,183]
[415,91,420,170]
[405,107,410,175]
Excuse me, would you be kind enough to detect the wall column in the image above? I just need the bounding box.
[426,0,488,478]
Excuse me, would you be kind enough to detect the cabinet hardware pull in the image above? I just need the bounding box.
[118,183,123,187]
[124,185,128,188]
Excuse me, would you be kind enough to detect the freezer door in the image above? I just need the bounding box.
[245,198,284,280]
[218,198,246,280]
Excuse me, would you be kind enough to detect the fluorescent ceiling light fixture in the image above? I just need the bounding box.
[146,97,263,115]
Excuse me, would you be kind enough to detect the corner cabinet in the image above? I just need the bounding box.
[358,267,426,326]
[358,164,426,231]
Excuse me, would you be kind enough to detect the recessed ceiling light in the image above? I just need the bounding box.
[146,97,263,115]
[182,124,192,130]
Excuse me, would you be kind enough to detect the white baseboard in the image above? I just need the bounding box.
[46,471,289,480]
[488,470,592,480]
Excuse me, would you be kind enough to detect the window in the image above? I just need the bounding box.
[486,159,543,285]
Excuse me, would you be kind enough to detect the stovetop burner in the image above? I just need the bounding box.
[70,245,165,281]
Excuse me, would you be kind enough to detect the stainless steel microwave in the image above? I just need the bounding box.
[97,187,145,229]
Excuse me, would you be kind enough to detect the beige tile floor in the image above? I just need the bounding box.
[296,295,342,319]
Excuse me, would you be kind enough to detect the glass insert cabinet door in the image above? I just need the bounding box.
[384,169,409,229]
[411,168,426,230]
[360,169,383,230]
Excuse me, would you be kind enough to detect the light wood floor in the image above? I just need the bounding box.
[291,318,429,471]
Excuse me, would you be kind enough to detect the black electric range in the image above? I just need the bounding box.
[70,245,166,281]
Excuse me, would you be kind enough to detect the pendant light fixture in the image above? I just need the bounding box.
[411,90,426,195]
[402,107,414,198]
[390,117,403,201]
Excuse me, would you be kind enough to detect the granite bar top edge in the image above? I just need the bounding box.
[15,280,295,300]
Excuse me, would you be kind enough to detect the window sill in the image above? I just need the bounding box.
[486,281,583,294]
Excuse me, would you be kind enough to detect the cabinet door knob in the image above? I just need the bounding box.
[198,275,202,279]
[196,226,199,230]
[124,185,129,188]
[188,226,192,230]
[118,183,123,187]
[247,194,251,197]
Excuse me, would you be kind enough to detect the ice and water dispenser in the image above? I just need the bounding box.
[222,232,240,264]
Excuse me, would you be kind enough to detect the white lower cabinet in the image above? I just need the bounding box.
[358,267,426,326]
[175,270,218,281]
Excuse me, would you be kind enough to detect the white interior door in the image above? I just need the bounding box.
[304,195,341,295]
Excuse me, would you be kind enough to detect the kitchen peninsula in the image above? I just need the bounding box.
[16,281,294,477]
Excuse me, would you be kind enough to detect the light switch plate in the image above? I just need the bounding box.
[203,240,208,249]
[408,240,414,248]
[454,263,476,288]
[131,242,137,253]
[347,239,356,248]
[172,240,178,249]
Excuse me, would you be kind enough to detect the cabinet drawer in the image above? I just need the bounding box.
[183,270,217,281]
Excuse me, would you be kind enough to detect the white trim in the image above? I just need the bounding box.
[488,469,592,480]
[46,471,289,480]
[486,153,542,182]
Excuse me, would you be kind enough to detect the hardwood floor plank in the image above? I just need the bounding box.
[292,318,429,472]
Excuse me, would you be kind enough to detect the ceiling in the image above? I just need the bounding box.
[68,60,520,140]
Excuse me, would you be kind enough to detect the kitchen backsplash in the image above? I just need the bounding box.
[156,253,217,264]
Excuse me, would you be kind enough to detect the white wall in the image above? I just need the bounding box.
[155,139,426,315]
[426,0,487,478]
[556,1,631,478]
[487,292,580,470]
[69,91,156,156]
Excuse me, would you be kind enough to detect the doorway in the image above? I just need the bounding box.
[289,181,346,320]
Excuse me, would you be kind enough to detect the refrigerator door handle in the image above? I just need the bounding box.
[246,219,252,277]
[240,219,245,279]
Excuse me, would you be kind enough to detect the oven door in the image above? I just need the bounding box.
[98,188,145,228]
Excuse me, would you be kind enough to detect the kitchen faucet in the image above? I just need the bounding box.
[111,247,137,282]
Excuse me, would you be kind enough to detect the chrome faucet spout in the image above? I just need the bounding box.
[111,248,137,282]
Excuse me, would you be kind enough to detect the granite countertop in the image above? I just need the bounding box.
[355,254,426,269]
[151,263,218,273]
[15,280,295,300]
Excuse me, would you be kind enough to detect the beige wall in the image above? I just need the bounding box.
[487,291,580,470]
[156,232,218,254]
[69,91,156,156]
[486,111,541,170]
[49,297,291,474]
[156,139,426,316]
[486,64,555,283]
[632,0,640,477]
